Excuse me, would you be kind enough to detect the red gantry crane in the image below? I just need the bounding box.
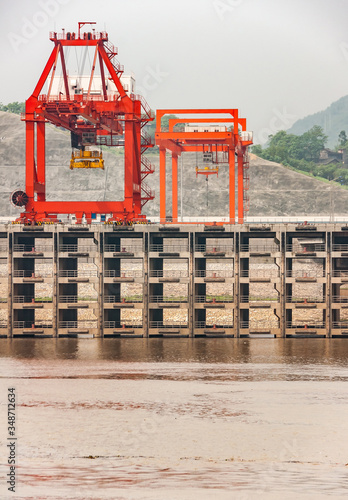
[155,109,253,223]
[14,22,155,224]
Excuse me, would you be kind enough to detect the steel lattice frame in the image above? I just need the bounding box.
[19,23,154,224]
[155,109,253,224]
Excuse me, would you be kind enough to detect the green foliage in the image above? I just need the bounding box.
[251,144,263,155]
[253,126,348,186]
[161,114,178,131]
[146,113,183,149]
[339,130,347,147]
[0,101,25,114]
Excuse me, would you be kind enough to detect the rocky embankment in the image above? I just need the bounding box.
[1,110,348,218]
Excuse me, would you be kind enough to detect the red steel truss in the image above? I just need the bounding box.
[155,109,253,223]
[18,23,154,224]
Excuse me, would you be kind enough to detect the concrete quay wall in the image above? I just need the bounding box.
[1,222,348,339]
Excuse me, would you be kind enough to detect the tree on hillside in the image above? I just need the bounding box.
[301,126,328,162]
[146,113,184,142]
[0,101,25,114]
[251,144,263,155]
[338,130,347,147]
[250,126,340,180]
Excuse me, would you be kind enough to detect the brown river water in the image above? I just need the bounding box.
[0,338,348,500]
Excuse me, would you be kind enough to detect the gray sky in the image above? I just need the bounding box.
[0,0,347,143]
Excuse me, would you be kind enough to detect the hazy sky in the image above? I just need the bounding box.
[0,0,347,143]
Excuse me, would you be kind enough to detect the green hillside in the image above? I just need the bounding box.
[287,95,348,148]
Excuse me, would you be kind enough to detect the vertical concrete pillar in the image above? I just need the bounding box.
[280,229,286,338]
[8,232,13,338]
[144,231,149,338]
[98,228,104,338]
[189,231,194,338]
[53,230,58,337]
[326,230,331,338]
[235,231,240,337]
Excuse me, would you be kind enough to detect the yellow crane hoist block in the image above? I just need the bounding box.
[70,150,104,170]
[195,165,219,176]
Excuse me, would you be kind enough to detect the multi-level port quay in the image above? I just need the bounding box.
[2,222,348,339]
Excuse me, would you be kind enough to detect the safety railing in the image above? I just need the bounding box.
[13,245,53,252]
[240,244,279,253]
[332,244,348,251]
[104,270,143,278]
[104,244,143,253]
[141,181,155,203]
[97,136,124,146]
[149,321,188,328]
[332,270,348,277]
[240,321,279,329]
[13,296,53,303]
[104,320,142,329]
[195,244,234,252]
[14,270,53,278]
[286,322,325,329]
[149,244,189,252]
[195,269,234,278]
[58,270,98,277]
[286,296,325,303]
[195,295,234,303]
[59,245,96,252]
[38,93,120,103]
[140,129,154,149]
[332,321,348,329]
[58,321,97,329]
[240,269,279,278]
[140,95,154,119]
[49,31,108,41]
[13,321,53,329]
[130,94,155,120]
[0,321,7,328]
[286,244,325,252]
[286,270,325,278]
[332,296,348,303]
[150,270,188,277]
[195,321,234,329]
[104,295,143,303]
[240,296,279,303]
[141,155,155,175]
[149,295,188,303]
[59,296,97,303]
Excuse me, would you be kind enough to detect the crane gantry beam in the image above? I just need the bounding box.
[155,109,253,223]
[16,23,154,224]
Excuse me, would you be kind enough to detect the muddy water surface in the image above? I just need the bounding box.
[0,338,348,499]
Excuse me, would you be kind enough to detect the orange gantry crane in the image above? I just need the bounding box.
[14,22,154,224]
[155,109,253,223]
